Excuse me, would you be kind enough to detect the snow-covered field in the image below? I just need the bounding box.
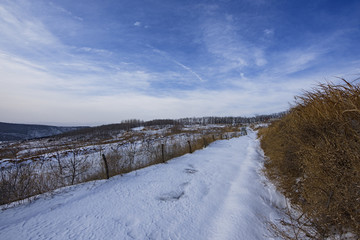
[0,130,285,240]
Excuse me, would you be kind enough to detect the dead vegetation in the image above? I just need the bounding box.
[0,124,246,205]
[259,79,360,239]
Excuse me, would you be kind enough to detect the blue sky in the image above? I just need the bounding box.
[1,0,359,125]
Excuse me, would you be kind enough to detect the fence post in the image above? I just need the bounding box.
[102,154,109,179]
[161,144,165,163]
[187,140,192,153]
[203,137,207,148]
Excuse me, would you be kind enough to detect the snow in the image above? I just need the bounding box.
[0,130,285,240]
[131,126,145,131]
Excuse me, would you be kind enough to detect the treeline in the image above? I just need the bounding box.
[57,113,283,141]
[178,113,285,125]
[118,113,285,127]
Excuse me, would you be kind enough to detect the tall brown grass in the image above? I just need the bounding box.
[259,79,360,239]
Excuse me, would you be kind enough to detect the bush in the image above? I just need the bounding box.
[259,79,360,239]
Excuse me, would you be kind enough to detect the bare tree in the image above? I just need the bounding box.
[62,146,90,185]
[123,140,138,169]
[0,162,35,204]
[141,137,161,164]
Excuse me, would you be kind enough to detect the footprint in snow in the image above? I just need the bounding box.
[184,164,198,174]
[157,191,185,202]
[157,182,189,202]
[184,168,198,174]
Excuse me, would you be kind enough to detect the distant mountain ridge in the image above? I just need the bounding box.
[0,122,85,141]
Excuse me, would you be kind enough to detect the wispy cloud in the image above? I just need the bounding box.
[268,49,322,76]
[264,29,274,36]
[0,1,156,93]
[151,48,206,83]
[0,0,359,125]
[0,2,61,52]
[48,1,83,22]
[170,59,206,83]
[199,12,268,74]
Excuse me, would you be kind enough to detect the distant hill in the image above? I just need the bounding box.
[0,122,86,141]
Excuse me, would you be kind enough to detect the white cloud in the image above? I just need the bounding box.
[111,71,152,89]
[0,3,62,49]
[254,49,267,66]
[1,47,358,125]
[200,18,268,72]
[1,0,357,125]
[171,60,205,83]
[78,47,113,56]
[264,28,274,36]
[0,49,283,125]
[152,48,205,82]
[268,49,322,76]
[48,1,83,21]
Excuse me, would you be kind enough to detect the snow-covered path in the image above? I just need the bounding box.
[0,130,283,240]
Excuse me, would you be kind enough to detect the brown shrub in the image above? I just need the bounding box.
[260,79,360,239]
[0,162,61,205]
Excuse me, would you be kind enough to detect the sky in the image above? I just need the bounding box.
[0,0,359,126]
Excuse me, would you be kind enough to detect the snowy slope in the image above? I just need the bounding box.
[0,130,285,240]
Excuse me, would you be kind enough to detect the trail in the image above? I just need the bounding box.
[0,130,284,240]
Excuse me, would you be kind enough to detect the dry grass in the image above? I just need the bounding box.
[259,79,360,239]
[0,163,63,205]
[0,125,245,205]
